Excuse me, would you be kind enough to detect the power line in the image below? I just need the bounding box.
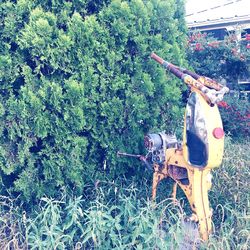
[186,0,244,17]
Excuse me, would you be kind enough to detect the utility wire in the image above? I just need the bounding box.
[186,0,244,17]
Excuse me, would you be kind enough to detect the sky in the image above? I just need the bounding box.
[186,0,233,14]
[185,0,250,24]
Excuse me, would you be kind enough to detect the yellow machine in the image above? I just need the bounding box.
[118,52,229,241]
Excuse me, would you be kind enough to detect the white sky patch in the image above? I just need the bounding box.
[185,0,250,24]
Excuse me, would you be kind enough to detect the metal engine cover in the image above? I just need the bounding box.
[144,133,178,164]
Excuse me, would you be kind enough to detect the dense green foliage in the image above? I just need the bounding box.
[0,0,186,201]
[0,139,249,249]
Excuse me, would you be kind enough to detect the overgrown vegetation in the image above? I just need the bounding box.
[0,0,249,249]
[0,139,249,249]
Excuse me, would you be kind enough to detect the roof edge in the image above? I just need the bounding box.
[187,16,250,30]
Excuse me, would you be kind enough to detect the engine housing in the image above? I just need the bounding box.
[144,132,178,164]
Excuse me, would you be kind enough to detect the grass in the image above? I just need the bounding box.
[0,137,249,249]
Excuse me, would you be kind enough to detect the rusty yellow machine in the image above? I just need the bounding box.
[118,52,229,241]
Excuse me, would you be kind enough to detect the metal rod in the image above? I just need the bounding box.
[117,151,142,158]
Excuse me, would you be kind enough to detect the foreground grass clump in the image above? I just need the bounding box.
[0,186,188,249]
[0,138,249,249]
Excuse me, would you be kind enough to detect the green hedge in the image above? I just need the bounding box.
[0,0,186,201]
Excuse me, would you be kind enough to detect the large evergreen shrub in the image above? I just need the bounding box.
[0,0,186,201]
